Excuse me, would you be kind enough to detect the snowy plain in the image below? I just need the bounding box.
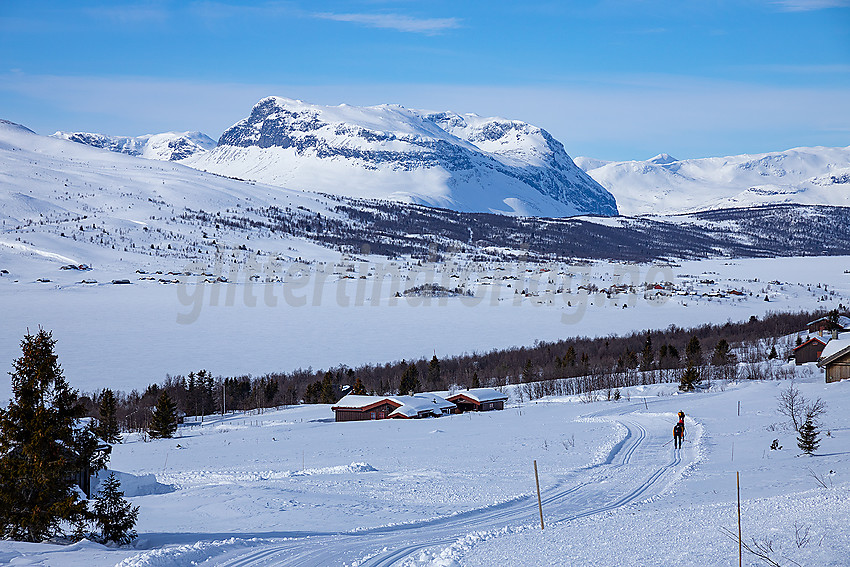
[0,366,847,566]
[1,253,848,403]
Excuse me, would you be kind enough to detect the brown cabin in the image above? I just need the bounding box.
[793,336,828,365]
[331,396,401,422]
[445,388,508,413]
[331,393,455,422]
[807,315,850,336]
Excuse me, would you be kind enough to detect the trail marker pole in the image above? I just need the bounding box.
[737,401,740,416]
[534,460,544,530]
[644,398,648,410]
[737,471,742,567]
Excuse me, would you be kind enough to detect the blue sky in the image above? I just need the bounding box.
[1,0,848,160]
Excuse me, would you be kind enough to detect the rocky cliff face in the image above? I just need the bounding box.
[186,97,617,218]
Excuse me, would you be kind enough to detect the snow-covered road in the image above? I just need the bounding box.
[181,409,693,567]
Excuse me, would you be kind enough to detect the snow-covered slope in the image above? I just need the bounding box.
[184,97,617,217]
[575,146,850,215]
[0,119,345,274]
[52,130,216,161]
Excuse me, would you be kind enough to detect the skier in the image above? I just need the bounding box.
[673,410,686,449]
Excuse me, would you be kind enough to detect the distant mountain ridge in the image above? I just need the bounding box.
[2,119,850,274]
[52,130,216,161]
[183,96,617,218]
[575,146,850,215]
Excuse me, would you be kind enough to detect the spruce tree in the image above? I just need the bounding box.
[640,334,654,371]
[320,372,336,404]
[564,346,576,367]
[768,346,778,360]
[0,329,88,542]
[427,355,441,389]
[712,339,732,365]
[352,377,367,395]
[521,359,534,383]
[685,336,702,366]
[97,388,121,444]
[471,372,480,389]
[679,360,701,392]
[398,363,420,395]
[148,392,178,439]
[797,417,820,455]
[92,473,138,545]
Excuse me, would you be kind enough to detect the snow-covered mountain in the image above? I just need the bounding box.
[183,96,617,217]
[3,119,850,278]
[52,130,216,161]
[574,147,850,215]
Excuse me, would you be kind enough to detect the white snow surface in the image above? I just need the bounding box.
[2,370,848,566]
[575,146,850,215]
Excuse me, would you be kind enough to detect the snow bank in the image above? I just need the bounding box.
[116,538,268,567]
[92,469,175,497]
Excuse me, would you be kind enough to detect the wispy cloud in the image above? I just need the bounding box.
[313,12,461,35]
[772,0,850,11]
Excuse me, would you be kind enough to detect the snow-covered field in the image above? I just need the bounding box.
[1,253,848,402]
[1,366,847,566]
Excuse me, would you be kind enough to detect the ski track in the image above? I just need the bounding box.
[125,405,695,567]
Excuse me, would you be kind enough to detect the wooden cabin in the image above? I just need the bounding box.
[331,395,401,422]
[446,388,508,413]
[818,338,850,383]
[331,393,455,422]
[806,315,850,336]
[793,336,829,365]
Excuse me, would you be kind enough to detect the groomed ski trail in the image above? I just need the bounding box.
[126,407,696,567]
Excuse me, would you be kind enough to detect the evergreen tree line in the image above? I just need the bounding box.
[75,310,823,428]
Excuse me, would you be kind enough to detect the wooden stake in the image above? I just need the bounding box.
[644,398,648,410]
[534,460,544,530]
[737,471,742,567]
[737,400,740,416]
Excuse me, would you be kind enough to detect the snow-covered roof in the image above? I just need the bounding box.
[332,393,455,417]
[407,392,456,411]
[447,388,508,403]
[818,337,850,366]
[806,315,850,329]
[794,335,829,350]
[332,394,398,410]
[387,394,455,418]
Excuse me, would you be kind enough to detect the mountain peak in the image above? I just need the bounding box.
[188,96,618,217]
[647,153,678,165]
